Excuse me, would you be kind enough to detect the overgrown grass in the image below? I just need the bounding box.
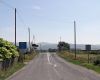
[82,63,100,73]
[0,62,24,80]
[24,52,38,62]
[0,52,38,80]
[58,51,100,73]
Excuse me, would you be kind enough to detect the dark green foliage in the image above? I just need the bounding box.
[58,42,70,51]
[94,56,100,65]
[90,51,100,54]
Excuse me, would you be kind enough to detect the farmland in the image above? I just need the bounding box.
[58,51,100,73]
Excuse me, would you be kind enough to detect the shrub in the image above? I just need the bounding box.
[94,56,100,65]
[0,38,19,60]
[0,38,19,70]
[90,51,100,54]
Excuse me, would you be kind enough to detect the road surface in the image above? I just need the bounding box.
[7,52,100,80]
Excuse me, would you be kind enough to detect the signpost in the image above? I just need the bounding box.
[86,45,91,51]
[85,45,91,63]
[19,42,27,54]
[32,44,38,51]
[19,42,27,49]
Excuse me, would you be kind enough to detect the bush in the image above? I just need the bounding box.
[90,51,100,54]
[94,56,100,65]
[0,38,19,70]
[0,38,19,59]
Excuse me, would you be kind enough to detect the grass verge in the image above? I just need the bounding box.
[0,62,24,80]
[58,51,100,73]
[0,52,38,80]
[24,52,38,62]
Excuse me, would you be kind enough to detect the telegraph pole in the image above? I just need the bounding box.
[32,35,35,52]
[60,36,61,42]
[15,8,16,46]
[39,43,42,53]
[74,21,77,59]
[33,35,35,44]
[28,27,31,52]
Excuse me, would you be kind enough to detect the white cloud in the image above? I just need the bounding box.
[33,5,41,10]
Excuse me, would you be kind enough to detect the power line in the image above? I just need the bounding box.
[0,0,29,28]
[0,0,15,10]
[16,10,29,28]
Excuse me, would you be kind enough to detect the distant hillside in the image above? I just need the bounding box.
[70,44,100,50]
[37,42,100,50]
[14,42,100,50]
[37,42,57,50]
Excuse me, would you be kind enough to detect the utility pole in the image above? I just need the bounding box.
[32,35,35,52]
[28,27,31,52]
[15,8,16,46]
[40,44,42,52]
[74,21,77,59]
[60,36,61,42]
[33,35,35,44]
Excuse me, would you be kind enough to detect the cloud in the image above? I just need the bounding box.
[33,5,41,10]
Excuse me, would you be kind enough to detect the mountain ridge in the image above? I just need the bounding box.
[37,42,100,50]
[14,42,100,50]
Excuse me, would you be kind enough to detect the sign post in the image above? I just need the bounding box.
[85,45,91,63]
[19,42,27,54]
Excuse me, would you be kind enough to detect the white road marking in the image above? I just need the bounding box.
[47,53,52,65]
[54,64,57,68]
[53,63,62,80]
[47,53,57,67]
[47,53,62,79]
[47,53,63,79]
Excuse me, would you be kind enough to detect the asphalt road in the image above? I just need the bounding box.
[7,52,100,80]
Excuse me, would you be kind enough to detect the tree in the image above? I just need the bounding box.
[57,41,70,51]
[0,38,19,59]
[0,38,19,70]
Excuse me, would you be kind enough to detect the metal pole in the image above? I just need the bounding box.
[40,44,42,52]
[74,21,77,59]
[28,27,31,52]
[60,36,61,42]
[32,35,35,52]
[15,8,16,46]
[88,51,90,63]
[33,35,35,44]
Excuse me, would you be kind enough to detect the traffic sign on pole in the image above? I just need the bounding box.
[19,42,27,49]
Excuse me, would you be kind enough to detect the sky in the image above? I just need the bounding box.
[0,0,100,44]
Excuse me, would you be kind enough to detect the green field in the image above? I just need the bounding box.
[58,51,100,73]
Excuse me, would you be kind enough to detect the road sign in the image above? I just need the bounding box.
[85,45,91,51]
[32,44,38,47]
[19,42,27,49]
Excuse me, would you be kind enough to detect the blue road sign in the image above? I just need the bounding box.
[19,42,27,49]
